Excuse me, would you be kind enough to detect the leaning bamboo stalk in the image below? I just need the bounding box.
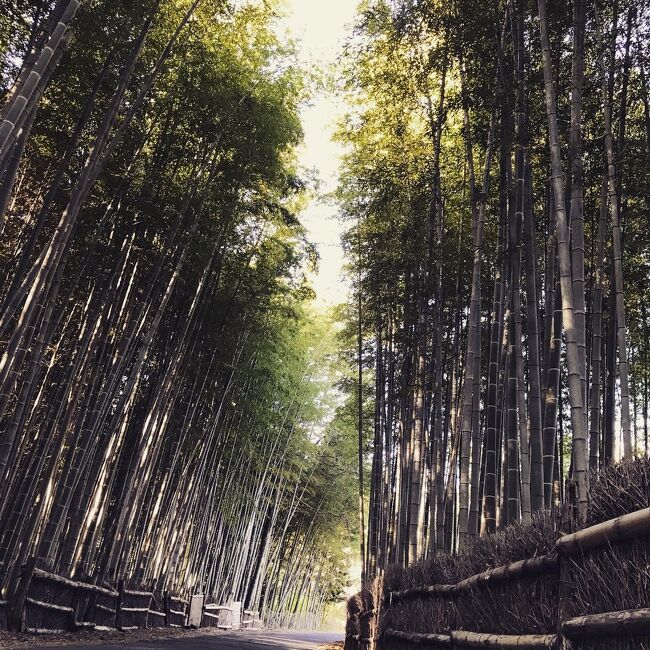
[562,607,650,640]
[556,507,650,554]
[0,0,81,162]
[0,107,35,236]
[96,226,204,579]
[0,53,110,330]
[0,11,155,400]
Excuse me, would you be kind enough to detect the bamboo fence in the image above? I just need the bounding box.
[347,507,650,649]
[1,558,257,635]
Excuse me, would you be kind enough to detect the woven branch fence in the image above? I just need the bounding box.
[1,558,259,635]
[347,507,650,650]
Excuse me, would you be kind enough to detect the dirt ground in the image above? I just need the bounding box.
[0,627,204,648]
[0,628,344,649]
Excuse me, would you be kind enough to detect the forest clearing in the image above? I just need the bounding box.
[0,0,650,648]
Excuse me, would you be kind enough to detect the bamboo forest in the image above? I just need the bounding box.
[1,0,650,648]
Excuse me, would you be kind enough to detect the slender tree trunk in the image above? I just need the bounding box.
[589,179,608,470]
[357,246,366,584]
[457,62,495,546]
[569,0,587,447]
[596,8,633,459]
[537,0,588,520]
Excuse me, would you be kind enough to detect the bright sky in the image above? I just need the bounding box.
[278,0,358,307]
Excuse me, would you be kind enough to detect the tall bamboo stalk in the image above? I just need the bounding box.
[537,0,588,520]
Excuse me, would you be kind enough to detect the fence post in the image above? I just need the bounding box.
[116,579,124,630]
[163,590,170,627]
[145,587,154,629]
[188,593,204,627]
[7,556,37,632]
[344,603,361,650]
[360,613,368,650]
[557,481,578,650]
[71,583,83,630]
[557,551,573,650]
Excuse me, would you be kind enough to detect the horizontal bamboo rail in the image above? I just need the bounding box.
[25,597,73,614]
[123,588,153,597]
[33,567,118,597]
[455,556,558,591]
[387,555,557,604]
[168,608,186,617]
[556,508,650,555]
[120,606,149,613]
[450,631,558,648]
[387,584,458,603]
[562,607,650,640]
[96,604,116,614]
[74,620,95,629]
[383,628,558,648]
[384,628,451,645]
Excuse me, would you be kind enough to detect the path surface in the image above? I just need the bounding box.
[35,630,342,649]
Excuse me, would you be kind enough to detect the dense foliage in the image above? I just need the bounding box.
[338,0,650,576]
[0,0,358,626]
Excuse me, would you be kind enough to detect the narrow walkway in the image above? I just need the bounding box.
[37,630,342,649]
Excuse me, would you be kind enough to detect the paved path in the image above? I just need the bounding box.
[36,630,342,649]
